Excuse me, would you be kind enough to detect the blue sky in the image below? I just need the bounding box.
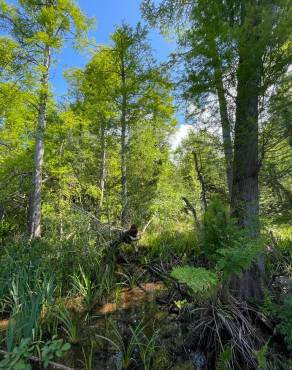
[4,1,184,129]
[49,0,176,99]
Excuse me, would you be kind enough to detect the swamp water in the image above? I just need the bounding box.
[59,282,199,370]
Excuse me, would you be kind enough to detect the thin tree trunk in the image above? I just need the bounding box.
[192,150,208,211]
[98,122,107,220]
[0,205,4,221]
[120,59,128,226]
[58,142,64,239]
[28,45,50,238]
[210,39,234,198]
[182,196,201,230]
[215,75,233,197]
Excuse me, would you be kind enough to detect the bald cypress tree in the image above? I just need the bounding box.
[0,0,91,237]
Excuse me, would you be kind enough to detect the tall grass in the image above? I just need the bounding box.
[144,228,199,261]
[5,269,54,351]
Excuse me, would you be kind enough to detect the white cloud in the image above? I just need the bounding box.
[169,124,194,150]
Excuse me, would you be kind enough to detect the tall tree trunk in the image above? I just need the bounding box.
[215,75,233,197]
[28,45,50,238]
[120,60,128,226]
[192,150,208,211]
[98,122,107,220]
[58,141,64,239]
[210,38,233,198]
[231,4,264,299]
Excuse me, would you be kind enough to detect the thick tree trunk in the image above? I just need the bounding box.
[231,61,264,300]
[231,71,260,235]
[231,5,264,299]
[98,122,107,220]
[28,46,50,238]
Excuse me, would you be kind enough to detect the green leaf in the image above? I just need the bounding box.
[171,266,219,294]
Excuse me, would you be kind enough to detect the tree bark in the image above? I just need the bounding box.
[28,45,50,238]
[230,3,264,300]
[120,57,128,226]
[192,150,208,211]
[211,40,234,198]
[182,196,200,230]
[98,121,107,220]
[215,75,233,197]
[231,44,261,236]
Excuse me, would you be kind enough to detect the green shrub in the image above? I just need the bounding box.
[201,198,235,263]
[0,220,14,243]
[200,198,263,281]
[0,336,70,370]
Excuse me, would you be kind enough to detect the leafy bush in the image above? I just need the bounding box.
[0,220,14,242]
[199,198,263,283]
[201,198,235,263]
[0,338,33,370]
[0,336,70,370]
[41,336,71,367]
[171,266,219,295]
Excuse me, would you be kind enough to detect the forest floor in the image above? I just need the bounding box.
[0,224,291,370]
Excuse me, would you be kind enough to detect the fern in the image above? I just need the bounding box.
[216,346,232,370]
[254,341,269,370]
[216,243,260,279]
[277,294,292,350]
[171,266,219,295]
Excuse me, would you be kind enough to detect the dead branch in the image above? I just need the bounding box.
[182,197,200,230]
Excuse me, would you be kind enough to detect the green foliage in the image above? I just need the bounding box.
[0,220,14,242]
[0,338,32,370]
[145,226,198,261]
[81,341,95,370]
[216,346,233,370]
[96,321,144,370]
[171,266,219,295]
[71,265,98,311]
[56,306,80,344]
[201,198,238,262]
[96,321,159,370]
[254,341,269,370]
[199,198,262,280]
[41,336,71,368]
[174,299,188,310]
[277,294,292,350]
[5,269,53,351]
[134,329,159,370]
[0,336,70,370]
[216,243,260,279]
